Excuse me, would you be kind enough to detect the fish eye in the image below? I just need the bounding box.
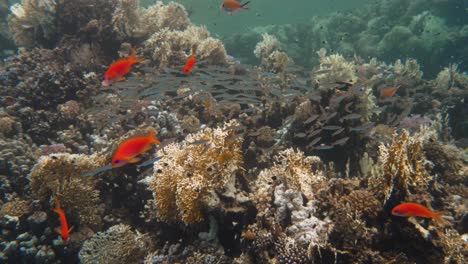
[114,159,120,163]
[393,210,400,214]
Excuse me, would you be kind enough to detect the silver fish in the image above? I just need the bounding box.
[332,137,350,146]
[340,113,361,121]
[314,144,334,150]
[331,127,345,136]
[82,164,113,177]
[304,115,320,125]
[323,125,342,130]
[136,157,163,168]
[308,137,322,147]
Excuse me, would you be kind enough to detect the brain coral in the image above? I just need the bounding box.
[149,120,243,224]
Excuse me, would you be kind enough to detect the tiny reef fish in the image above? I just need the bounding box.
[102,48,143,86]
[53,198,72,242]
[380,85,400,99]
[391,202,447,225]
[183,48,196,73]
[220,0,250,13]
[112,128,161,167]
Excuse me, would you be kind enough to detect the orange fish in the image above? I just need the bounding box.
[112,128,161,167]
[53,198,72,242]
[102,48,143,86]
[391,202,446,225]
[183,48,196,73]
[220,0,250,13]
[379,85,400,99]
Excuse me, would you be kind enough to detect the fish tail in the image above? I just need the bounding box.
[148,128,161,144]
[432,211,448,225]
[241,1,250,8]
[129,48,144,64]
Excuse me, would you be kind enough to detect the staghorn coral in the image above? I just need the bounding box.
[369,129,432,204]
[143,25,227,69]
[29,153,106,226]
[8,0,57,48]
[148,120,243,224]
[254,33,291,72]
[79,224,151,264]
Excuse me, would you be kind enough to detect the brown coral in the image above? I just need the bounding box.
[29,153,106,226]
[369,129,431,204]
[149,120,243,224]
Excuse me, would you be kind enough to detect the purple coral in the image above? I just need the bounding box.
[399,114,433,132]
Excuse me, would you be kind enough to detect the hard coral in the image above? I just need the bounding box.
[149,120,243,224]
[79,224,151,264]
[29,153,106,226]
[8,0,57,48]
[254,33,291,72]
[144,25,227,69]
[369,129,431,204]
[313,48,357,86]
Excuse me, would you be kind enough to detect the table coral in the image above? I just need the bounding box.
[149,120,243,224]
[29,153,106,226]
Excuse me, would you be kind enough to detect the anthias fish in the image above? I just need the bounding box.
[220,0,250,13]
[183,48,196,73]
[53,198,72,242]
[380,85,400,99]
[102,48,143,86]
[391,202,446,225]
[112,128,161,167]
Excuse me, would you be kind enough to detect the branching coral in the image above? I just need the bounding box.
[369,129,432,204]
[8,0,57,48]
[29,153,106,226]
[79,224,151,264]
[143,25,227,69]
[313,48,357,87]
[148,120,243,224]
[254,33,291,72]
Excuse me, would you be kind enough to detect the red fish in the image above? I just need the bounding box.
[102,48,143,86]
[112,128,161,167]
[379,85,400,99]
[183,48,196,73]
[391,202,446,225]
[220,0,250,13]
[53,198,72,241]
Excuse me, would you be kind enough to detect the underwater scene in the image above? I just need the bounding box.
[0,0,467,263]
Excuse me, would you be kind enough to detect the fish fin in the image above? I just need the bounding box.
[117,76,126,82]
[432,211,448,225]
[129,48,144,64]
[128,157,142,164]
[241,1,250,8]
[148,128,161,144]
[55,227,62,235]
[69,226,74,233]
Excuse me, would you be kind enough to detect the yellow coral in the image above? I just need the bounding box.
[313,48,357,86]
[369,130,431,204]
[29,153,106,226]
[149,120,243,224]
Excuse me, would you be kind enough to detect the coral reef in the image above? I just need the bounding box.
[148,120,243,224]
[79,224,151,264]
[29,153,106,226]
[253,33,292,72]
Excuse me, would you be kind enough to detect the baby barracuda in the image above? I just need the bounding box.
[220,0,250,13]
[53,198,72,242]
[102,48,143,86]
[112,128,161,167]
[391,202,447,225]
[183,48,196,73]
